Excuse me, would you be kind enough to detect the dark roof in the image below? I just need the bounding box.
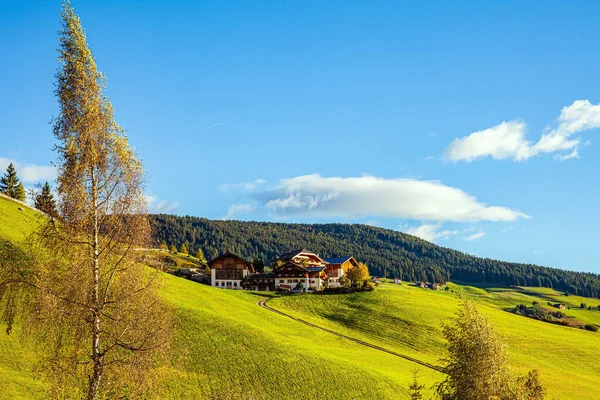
[324,256,352,265]
[276,249,313,261]
[207,252,254,272]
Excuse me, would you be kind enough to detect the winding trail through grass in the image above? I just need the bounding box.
[257,297,445,374]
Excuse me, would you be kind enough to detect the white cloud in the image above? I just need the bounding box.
[424,155,435,161]
[444,100,600,162]
[255,174,528,223]
[0,156,56,183]
[405,223,459,242]
[445,120,532,162]
[204,122,225,129]
[464,231,485,241]
[145,195,180,214]
[219,178,267,192]
[223,204,255,220]
[555,148,580,161]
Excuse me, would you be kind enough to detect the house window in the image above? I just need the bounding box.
[287,279,292,283]
[233,282,237,287]
[227,282,232,286]
[294,279,298,283]
[221,282,225,287]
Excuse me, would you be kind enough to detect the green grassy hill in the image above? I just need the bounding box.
[269,283,600,399]
[2,195,600,399]
[0,195,441,399]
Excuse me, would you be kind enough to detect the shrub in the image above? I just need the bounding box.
[584,324,598,332]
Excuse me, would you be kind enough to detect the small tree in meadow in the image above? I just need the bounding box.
[436,298,546,400]
[408,367,426,400]
[34,181,58,217]
[347,262,370,288]
[0,163,24,201]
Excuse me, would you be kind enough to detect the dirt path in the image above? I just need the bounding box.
[257,298,445,374]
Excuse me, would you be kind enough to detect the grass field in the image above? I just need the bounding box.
[1,194,600,399]
[269,283,600,399]
[0,195,441,399]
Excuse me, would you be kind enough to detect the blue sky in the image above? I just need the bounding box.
[1,1,599,273]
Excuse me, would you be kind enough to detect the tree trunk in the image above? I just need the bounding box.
[88,169,102,400]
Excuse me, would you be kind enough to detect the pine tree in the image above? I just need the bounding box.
[14,182,26,202]
[0,163,22,199]
[180,243,188,255]
[34,181,58,217]
[169,244,177,253]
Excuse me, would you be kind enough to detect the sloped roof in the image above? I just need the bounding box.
[324,256,352,265]
[276,249,313,261]
[207,252,254,272]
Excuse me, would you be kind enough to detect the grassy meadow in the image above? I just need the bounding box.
[269,282,600,399]
[0,195,440,399]
[1,194,599,399]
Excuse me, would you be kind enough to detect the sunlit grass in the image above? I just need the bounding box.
[269,283,600,399]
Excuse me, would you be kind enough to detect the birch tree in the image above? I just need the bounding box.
[1,3,171,399]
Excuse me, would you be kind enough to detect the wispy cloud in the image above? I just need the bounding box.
[464,231,485,241]
[219,178,267,192]
[405,223,459,242]
[444,100,600,162]
[223,204,255,220]
[0,156,56,183]
[203,122,225,129]
[145,195,180,214]
[555,148,580,161]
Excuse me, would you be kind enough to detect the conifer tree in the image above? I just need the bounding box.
[34,181,58,217]
[180,243,188,255]
[169,244,177,253]
[14,182,26,202]
[194,248,207,263]
[0,163,22,199]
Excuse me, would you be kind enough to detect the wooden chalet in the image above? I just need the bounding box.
[273,261,326,292]
[275,249,328,268]
[246,273,275,291]
[323,256,358,286]
[208,252,254,290]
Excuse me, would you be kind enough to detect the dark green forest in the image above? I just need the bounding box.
[149,214,600,298]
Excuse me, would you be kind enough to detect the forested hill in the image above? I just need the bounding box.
[149,214,600,298]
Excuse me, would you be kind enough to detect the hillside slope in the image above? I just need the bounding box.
[0,194,441,399]
[269,283,600,399]
[150,214,600,297]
